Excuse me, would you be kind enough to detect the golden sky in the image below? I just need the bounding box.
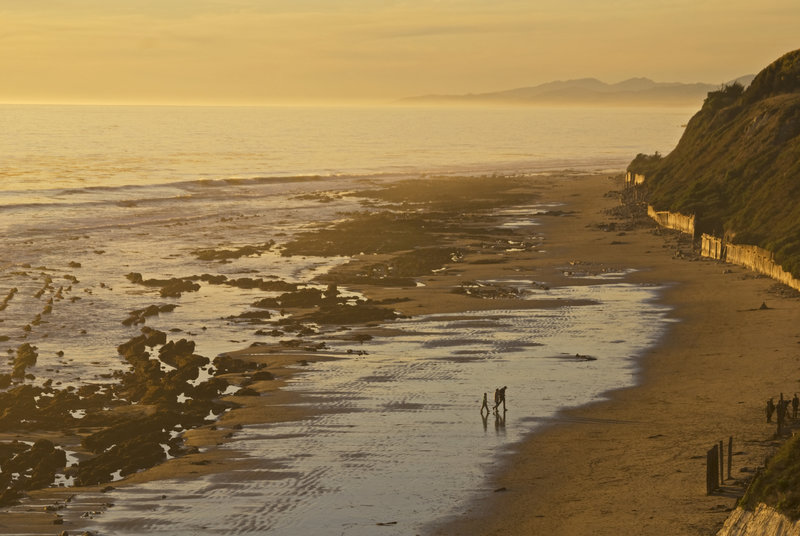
[1,0,797,105]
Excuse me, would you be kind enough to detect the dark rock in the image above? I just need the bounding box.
[191,377,229,399]
[12,343,38,379]
[254,329,283,336]
[141,327,167,347]
[2,439,66,491]
[199,274,228,284]
[192,242,274,261]
[159,279,200,298]
[212,355,251,375]
[228,310,272,323]
[122,304,176,326]
[0,488,22,507]
[82,413,180,454]
[0,385,41,428]
[125,272,144,284]
[117,335,148,362]
[251,371,275,381]
[125,273,201,298]
[301,304,399,324]
[77,438,165,486]
[157,338,196,367]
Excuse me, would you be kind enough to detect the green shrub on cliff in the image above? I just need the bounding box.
[740,432,800,519]
[627,152,662,176]
[703,82,745,112]
[630,48,800,277]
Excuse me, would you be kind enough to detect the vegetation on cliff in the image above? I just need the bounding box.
[740,432,800,520]
[629,49,800,277]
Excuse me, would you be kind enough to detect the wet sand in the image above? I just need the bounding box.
[430,176,800,535]
[3,172,797,535]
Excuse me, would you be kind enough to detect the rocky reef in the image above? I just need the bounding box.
[0,326,278,506]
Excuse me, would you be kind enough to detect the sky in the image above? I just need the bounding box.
[1,0,798,105]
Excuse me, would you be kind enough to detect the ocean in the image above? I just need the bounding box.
[0,103,693,534]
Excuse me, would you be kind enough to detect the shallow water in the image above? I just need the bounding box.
[86,281,673,535]
[0,104,689,534]
[0,176,367,387]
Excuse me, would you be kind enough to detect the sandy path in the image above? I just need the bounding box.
[429,175,799,535]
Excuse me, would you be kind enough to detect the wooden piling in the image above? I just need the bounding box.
[727,436,733,480]
[707,445,719,495]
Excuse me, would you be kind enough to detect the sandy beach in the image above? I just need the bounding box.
[430,175,800,535]
[2,171,797,535]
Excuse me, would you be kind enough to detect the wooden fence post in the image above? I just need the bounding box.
[728,436,733,480]
[707,445,719,495]
[719,440,725,484]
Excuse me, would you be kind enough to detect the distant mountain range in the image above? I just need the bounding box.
[400,75,756,106]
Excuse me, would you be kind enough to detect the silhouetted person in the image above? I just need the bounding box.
[480,392,490,415]
[494,386,507,412]
[793,394,799,419]
[777,394,789,435]
[767,397,775,423]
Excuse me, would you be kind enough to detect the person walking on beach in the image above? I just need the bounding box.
[778,394,790,435]
[767,397,776,423]
[480,392,490,415]
[494,386,507,412]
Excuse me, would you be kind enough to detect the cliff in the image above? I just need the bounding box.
[716,504,800,536]
[629,49,800,277]
[713,432,800,535]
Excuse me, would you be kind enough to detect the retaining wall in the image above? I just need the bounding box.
[701,234,800,291]
[625,171,646,186]
[647,206,695,237]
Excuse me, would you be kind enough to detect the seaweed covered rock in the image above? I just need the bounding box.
[12,343,38,379]
[212,354,256,375]
[192,241,274,261]
[158,338,196,367]
[251,371,275,381]
[124,273,200,298]
[77,439,166,486]
[0,385,40,427]
[0,439,66,496]
[117,335,149,363]
[122,303,177,326]
[252,288,325,309]
[141,326,167,347]
[158,278,201,298]
[82,413,179,453]
[300,303,399,324]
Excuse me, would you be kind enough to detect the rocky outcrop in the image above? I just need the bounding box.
[124,273,200,298]
[717,504,800,536]
[11,343,38,379]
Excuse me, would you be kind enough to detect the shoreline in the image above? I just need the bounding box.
[429,178,800,535]
[2,171,796,534]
